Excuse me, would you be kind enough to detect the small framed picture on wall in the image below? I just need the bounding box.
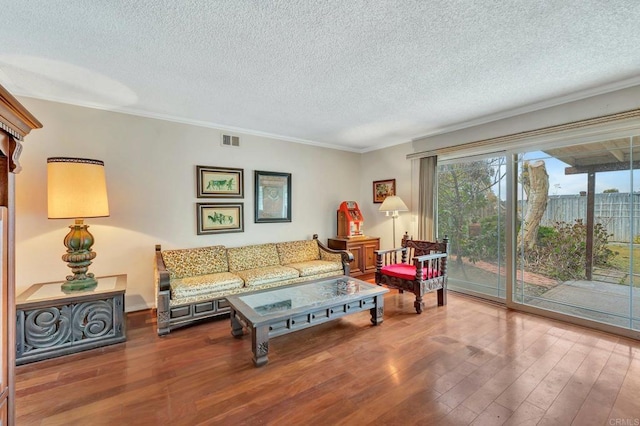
[196,203,244,234]
[254,170,291,223]
[196,166,244,198]
[373,179,395,203]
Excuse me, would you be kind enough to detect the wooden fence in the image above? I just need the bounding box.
[537,193,640,242]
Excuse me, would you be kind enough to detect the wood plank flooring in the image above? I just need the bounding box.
[15,292,640,425]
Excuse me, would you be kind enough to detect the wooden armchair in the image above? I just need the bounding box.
[375,233,449,314]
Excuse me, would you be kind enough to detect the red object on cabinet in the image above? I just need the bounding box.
[336,201,364,238]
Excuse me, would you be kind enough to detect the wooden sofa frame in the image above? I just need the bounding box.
[155,235,353,335]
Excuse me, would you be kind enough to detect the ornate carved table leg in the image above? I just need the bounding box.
[437,286,447,306]
[252,325,269,367]
[230,308,244,338]
[370,294,385,325]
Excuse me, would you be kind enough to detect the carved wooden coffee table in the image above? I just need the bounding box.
[227,276,388,367]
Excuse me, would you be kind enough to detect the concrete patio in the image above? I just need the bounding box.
[524,279,640,329]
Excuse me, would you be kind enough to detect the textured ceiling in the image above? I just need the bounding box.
[1,1,640,152]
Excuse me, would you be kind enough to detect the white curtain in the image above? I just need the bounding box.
[418,155,437,240]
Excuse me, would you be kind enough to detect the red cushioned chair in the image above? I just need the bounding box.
[375,233,449,314]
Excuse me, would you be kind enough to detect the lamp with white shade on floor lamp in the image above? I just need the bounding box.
[378,195,408,248]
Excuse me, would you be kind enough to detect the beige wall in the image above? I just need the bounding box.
[15,98,362,311]
[359,142,416,248]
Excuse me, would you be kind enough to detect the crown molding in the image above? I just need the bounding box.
[12,93,363,153]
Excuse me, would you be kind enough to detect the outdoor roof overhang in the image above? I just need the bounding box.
[543,136,640,174]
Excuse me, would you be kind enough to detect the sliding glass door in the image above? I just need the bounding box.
[427,110,640,337]
[437,155,507,300]
[515,137,639,330]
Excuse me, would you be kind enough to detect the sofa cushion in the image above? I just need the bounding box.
[162,246,228,279]
[380,263,441,280]
[285,260,342,277]
[227,243,280,272]
[171,272,244,299]
[235,265,300,287]
[276,240,319,265]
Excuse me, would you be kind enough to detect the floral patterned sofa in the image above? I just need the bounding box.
[154,235,353,335]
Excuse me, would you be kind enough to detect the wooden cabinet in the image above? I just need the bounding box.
[327,236,380,279]
[16,275,127,365]
[0,84,42,424]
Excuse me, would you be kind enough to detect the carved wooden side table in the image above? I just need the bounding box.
[16,274,126,365]
[328,236,380,279]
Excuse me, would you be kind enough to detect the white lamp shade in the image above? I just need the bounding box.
[47,157,110,219]
[379,195,408,212]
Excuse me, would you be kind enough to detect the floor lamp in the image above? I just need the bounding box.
[379,195,408,248]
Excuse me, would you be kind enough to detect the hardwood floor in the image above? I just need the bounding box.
[16,292,640,425]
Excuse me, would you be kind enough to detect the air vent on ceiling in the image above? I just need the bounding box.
[221,134,240,147]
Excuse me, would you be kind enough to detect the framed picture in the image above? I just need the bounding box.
[196,166,244,198]
[254,171,291,223]
[197,203,244,234]
[373,179,396,203]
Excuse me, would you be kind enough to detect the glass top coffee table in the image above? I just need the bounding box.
[226,276,388,367]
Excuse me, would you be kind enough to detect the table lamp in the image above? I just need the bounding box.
[47,157,110,292]
[379,195,408,248]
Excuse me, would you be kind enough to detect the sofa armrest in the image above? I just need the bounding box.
[155,244,171,292]
[155,244,172,336]
[412,252,447,263]
[375,247,406,256]
[412,252,448,280]
[314,234,354,275]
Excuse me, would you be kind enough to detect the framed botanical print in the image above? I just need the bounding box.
[197,203,244,234]
[196,166,244,198]
[254,171,291,223]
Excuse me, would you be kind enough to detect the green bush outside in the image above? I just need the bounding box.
[524,220,615,281]
[466,217,616,282]
[466,215,505,263]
